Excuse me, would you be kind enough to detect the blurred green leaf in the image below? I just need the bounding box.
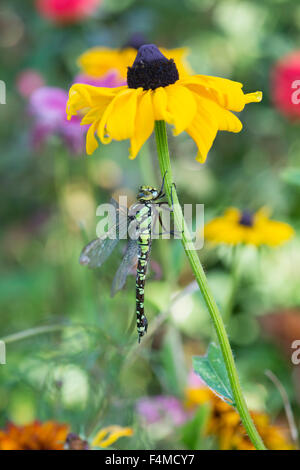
[158,327,187,395]
[281,168,300,188]
[180,403,211,450]
[193,343,234,405]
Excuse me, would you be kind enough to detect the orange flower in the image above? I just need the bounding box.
[185,387,294,450]
[0,421,69,450]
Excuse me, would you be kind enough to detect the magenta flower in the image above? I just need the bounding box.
[36,0,101,24]
[29,86,86,154]
[271,51,300,120]
[16,69,45,98]
[136,395,188,427]
[73,70,126,88]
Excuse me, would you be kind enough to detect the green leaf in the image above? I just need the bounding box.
[192,343,235,405]
[180,403,211,450]
[159,327,187,395]
[281,168,300,188]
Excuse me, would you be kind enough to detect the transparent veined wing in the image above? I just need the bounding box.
[79,198,130,269]
[111,239,139,297]
[80,237,120,268]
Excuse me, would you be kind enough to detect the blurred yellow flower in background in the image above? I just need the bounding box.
[67,44,261,162]
[205,207,294,247]
[185,387,293,450]
[91,425,134,448]
[61,182,96,231]
[78,46,192,81]
[0,421,69,450]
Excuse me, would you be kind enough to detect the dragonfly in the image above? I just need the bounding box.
[79,178,172,342]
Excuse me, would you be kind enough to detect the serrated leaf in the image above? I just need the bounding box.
[193,343,235,405]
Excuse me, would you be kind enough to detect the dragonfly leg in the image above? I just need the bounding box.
[156,170,168,199]
[156,182,177,209]
[157,201,172,211]
[159,212,169,233]
[153,230,183,237]
[170,182,177,207]
[155,203,183,237]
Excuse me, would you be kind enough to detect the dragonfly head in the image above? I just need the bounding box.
[137,185,159,202]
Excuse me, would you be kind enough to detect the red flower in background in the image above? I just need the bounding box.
[271,51,300,120]
[36,0,101,24]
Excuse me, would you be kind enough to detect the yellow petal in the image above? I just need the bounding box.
[215,106,243,133]
[254,206,271,222]
[80,106,105,125]
[244,91,263,104]
[129,91,155,159]
[185,94,219,163]
[181,75,251,112]
[91,426,134,448]
[165,84,197,135]
[86,120,99,155]
[257,219,294,246]
[224,208,241,222]
[77,46,193,81]
[97,98,116,144]
[160,47,193,77]
[66,84,125,120]
[185,88,244,162]
[205,207,294,247]
[77,48,123,78]
[152,87,173,122]
[106,88,141,141]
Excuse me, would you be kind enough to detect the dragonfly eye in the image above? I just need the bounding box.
[137,190,146,199]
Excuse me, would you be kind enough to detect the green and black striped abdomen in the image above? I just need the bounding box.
[135,203,152,342]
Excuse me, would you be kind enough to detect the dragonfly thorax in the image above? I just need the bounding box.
[137,185,159,202]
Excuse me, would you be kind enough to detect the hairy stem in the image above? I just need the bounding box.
[154,120,266,450]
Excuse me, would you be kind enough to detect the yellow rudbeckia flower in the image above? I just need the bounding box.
[77,35,192,80]
[67,44,262,162]
[185,386,294,450]
[91,425,133,448]
[205,207,294,246]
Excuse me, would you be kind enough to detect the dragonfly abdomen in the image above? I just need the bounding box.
[135,203,152,342]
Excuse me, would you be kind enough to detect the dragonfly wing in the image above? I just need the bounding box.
[79,198,130,269]
[110,198,129,240]
[111,240,139,297]
[79,236,121,268]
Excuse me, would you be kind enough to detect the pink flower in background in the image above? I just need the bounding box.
[29,86,86,154]
[16,69,45,98]
[271,51,300,120]
[36,0,101,24]
[73,70,126,88]
[136,396,188,427]
[187,370,205,388]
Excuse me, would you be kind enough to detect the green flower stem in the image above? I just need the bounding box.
[138,139,157,186]
[138,140,171,282]
[154,120,266,451]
